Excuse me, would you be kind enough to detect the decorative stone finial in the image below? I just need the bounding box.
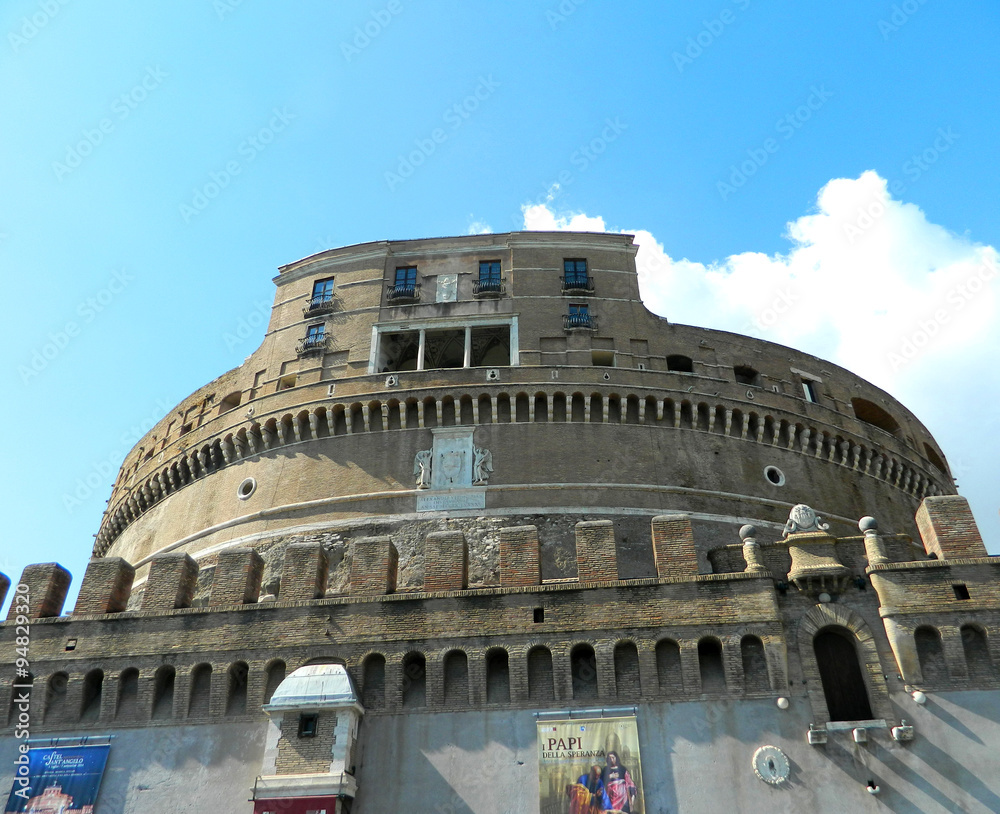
[859,516,878,534]
[782,504,830,538]
[739,524,758,541]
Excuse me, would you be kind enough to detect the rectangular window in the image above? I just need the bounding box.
[298,713,318,738]
[802,380,819,403]
[311,277,335,303]
[306,323,325,342]
[479,260,501,282]
[566,303,592,329]
[564,259,588,285]
[394,266,417,288]
[953,584,971,600]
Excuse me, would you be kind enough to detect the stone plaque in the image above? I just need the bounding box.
[417,490,487,512]
[436,274,458,303]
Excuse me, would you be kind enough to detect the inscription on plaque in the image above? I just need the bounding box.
[417,490,486,512]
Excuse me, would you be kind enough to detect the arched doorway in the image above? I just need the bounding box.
[814,627,874,721]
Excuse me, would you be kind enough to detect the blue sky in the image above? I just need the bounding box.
[1,0,997,612]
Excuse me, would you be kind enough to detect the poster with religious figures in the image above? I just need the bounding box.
[538,716,644,814]
[5,744,110,813]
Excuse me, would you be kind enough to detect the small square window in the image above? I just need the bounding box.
[802,380,819,403]
[533,607,544,623]
[65,638,77,651]
[306,323,325,342]
[298,713,319,738]
[953,584,971,600]
[394,266,417,288]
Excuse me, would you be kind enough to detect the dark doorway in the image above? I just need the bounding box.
[814,627,874,721]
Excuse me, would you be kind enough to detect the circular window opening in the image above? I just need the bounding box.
[237,477,257,500]
[764,466,785,486]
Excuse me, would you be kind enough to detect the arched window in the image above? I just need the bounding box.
[614,642,640,698]
[80,670,103,722]
[655,639,682,694]
[734,365,760,386]
[667,355,694,373]
[188,664,212,717]
[851,398,900,436]
[915,626,948,684]
[961,625,995,682]
[528,647,554,702]
[698,638,726,693]
[402,653,426,708]
[116,668,139,720]
[362,654,385,709]
[226,662,248,716]
[263,661,286,705]
[443,650,469,706]
[152,666,175,719]
[741,636,769,692]
[571,644,598,699]
[486,649,510,704]
[814,627,874,721]
[44,673,69,723]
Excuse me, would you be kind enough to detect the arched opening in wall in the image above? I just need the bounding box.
[961,625,995,682]
[552,392,567,422]
[443,650,469,706]
[679,401,693,429]
[644,396,658,425]
[734,365,760,386]
[281,415,296,445]
[367,402,384,433]
[459,395,475,425]
[571,644,598,700]
[663,398,676,427]
[731,410,745,438]
[696,403,710,432]
[614,642,640,698]
[423,398,439,429]
[667,355,693,373]
[362,654,385,709]
[471,326,510,367]
[404,400,419,430]
[712,406,727,434]
[385,401,402,431]
[915,626,948,684]
[219,391,242,414]
[747,412,760,441]
[496,393,512,423]
[515,393,530,423]
[295,410,312,441]
[152,666,175,720]
[625,395,640,424]
[607,395,622,424]
[698,638,726,693]
[424,329,465,369]
[8,674,33,726]
[402,653,426,708]
[655,639,682,695]
[349,404,366,434]
[814,627,874,721]
[44,672,68,723]
[79,670,103,722]
[924,443,949,475]
[486,649,511,704]
[534,393,548,422]
[777,420,791,448]
[589,394,603,423]
[741,636,769,692]
[188,664,212,718]
[528,646,555,703]
[852,398,900,437]
[477,395,493,424]
[263,661,286,705]
[763,416,776,445]
[116,668,139,720]
[571,393,586,422]
[440,397,457,427]
[226,662,249,716]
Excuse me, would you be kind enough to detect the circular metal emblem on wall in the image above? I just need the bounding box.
[237,477,257,500]
[752,745,790,785]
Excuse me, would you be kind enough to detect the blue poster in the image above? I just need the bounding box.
[5,744,110,813]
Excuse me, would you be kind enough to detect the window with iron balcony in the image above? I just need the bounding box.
[303,277,336,315]
[297,323,327,355]
[387,266,420,303]
[561,259,594,294]
[474,260,505,297]
[564,303,596,330]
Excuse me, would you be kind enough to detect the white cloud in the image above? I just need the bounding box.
[520,171,1000,544]
[467,219,493,235]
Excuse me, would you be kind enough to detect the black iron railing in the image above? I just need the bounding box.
[473,278,506,297]
[560,275,594,293]
[296,334,329,355]
[387,283,421,303]
[564,313,598,330]
[302,295,336,316]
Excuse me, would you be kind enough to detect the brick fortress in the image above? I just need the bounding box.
[2,232,999,813]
